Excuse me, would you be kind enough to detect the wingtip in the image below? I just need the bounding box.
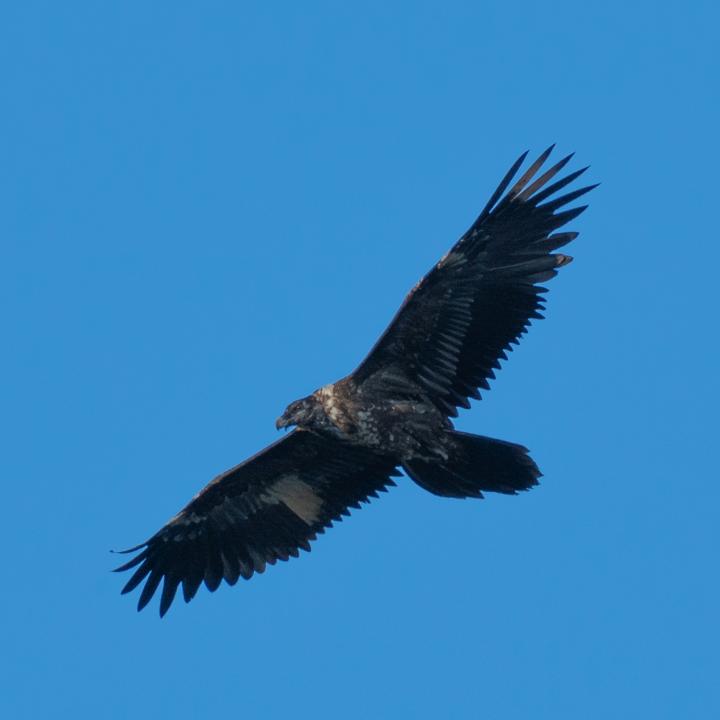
[555,254,573,267]
[111,542,147,555]
[537,144,556,164]
[137,593,153,613]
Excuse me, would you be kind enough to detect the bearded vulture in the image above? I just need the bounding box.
[115,146,596,616]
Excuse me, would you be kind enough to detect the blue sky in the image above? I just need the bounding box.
[2,2,718,718]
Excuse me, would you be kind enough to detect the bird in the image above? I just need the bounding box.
[115,146,596,616]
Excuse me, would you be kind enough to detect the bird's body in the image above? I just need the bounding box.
[281,376,452,460]
[116,146,596,616]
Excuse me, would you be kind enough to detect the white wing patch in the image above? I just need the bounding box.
[265,476,324,525]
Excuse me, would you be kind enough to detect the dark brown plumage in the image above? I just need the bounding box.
[115,146,595,616]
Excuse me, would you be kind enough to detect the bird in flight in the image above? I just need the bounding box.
[115,146,596,616]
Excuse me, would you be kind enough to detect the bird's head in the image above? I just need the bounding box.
[276,395,318,431]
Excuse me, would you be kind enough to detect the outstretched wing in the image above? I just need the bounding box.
[353,146,596,416]
[114,430,399,616]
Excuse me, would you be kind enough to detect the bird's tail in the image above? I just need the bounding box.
[402,430,541,498]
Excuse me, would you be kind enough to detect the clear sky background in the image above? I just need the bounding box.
[2,2,718,718]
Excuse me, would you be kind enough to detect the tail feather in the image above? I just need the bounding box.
[403,430,541,499]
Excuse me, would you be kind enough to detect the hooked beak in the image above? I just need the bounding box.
[275,415,289,431]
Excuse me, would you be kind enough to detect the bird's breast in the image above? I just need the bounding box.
[314,384,357,435]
